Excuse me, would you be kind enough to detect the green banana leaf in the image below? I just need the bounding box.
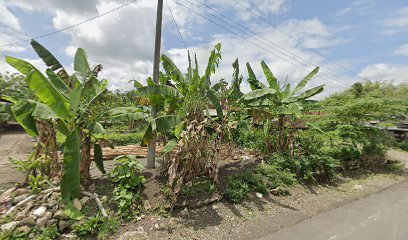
[61,129,81,202]
[292,66,320,95]
[94,143,105,174]
[10,100,38,137]
[261,61,279,92]
[74,48,90,82]
[137,85,182,98]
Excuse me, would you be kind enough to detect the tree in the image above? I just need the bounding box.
[241,61,324,153]
[5,41,108,202]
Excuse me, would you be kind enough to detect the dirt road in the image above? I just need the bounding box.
[0,130,32,189]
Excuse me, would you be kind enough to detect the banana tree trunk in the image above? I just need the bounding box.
[49,126,61,178]
[278,114,285,151]
[80,134,92,179]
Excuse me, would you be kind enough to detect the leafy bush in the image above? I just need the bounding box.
[224,164,295,203]
[269,154,340,182]
[110,155,145,216]
[231,122,268,152]
[103,132,144,146]
[397,141,408,151]
[72,214,119,239]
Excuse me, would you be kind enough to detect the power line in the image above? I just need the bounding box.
[165,0,189,52]
[174,0,352,89]
[230,0,358,78]
[180,0,349,85]
[0,0,139,48]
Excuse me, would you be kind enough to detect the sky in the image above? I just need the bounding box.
[0,0,407,98]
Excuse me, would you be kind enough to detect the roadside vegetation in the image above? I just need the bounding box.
[0,40,407,239]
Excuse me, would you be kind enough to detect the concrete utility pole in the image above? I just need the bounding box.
[147,0,164,168]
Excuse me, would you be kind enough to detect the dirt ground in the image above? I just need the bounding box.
[0,127,33,190]
[1,129,408,240]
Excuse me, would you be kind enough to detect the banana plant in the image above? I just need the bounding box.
[241,61,324,152]
[5,41,108,202]
[110,44,224,149]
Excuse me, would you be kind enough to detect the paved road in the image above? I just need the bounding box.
[261,180,408,240]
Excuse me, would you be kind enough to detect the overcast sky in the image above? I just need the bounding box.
[0,0,407,97]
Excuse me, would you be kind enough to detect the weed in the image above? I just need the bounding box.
[110,155,145,217]
[72,214,119,239]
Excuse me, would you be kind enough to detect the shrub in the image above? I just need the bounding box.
[224,164,295,203]
[103,132,144,146]
[232,123,268,152]
[397,141,408,151]
[72,214,119,239]
[110,155,145,216]
[268,154,340,182]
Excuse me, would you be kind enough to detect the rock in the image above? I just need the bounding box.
[16,225,31,234]
[32,206,47,218]
[61,233,77,240]
[80,196,90,205]
[255,192,263,199]
[59,220,71,231]
[44,200,58,208]
[0,187,16,204]
[101,196,108,202]
[13,194,29,204]
[144,200,151,211]
[154,223,159,229]
[47,219,58,227]
[353,185,364,191]
[16,202,34,220]
[37,212,53,228]
[51,192,60,201]
[54,210,65,219]
[212,204,219,210]
[89,184,96,192]
[13,188,29,196]
[19,216,36,226]
[1,221,20,231]
[72,199,82,211]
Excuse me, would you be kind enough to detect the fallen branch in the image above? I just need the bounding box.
[81,191,108,217]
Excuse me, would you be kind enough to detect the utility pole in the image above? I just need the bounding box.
[147,0,164,168]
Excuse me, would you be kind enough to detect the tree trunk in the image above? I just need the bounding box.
[49,127,61,178]
[80,134,92,179]
[278,115,285,151]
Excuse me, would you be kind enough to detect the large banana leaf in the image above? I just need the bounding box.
[137,85,182,98]
[46,69,70,98]
[151,115,180,133]
[74,48,90,82]
[85,79,107,107]
[26,70,72,120]
[292,67,320,95]
[161,54,185,85]
[31,101,59,119]
[241,88,276,102]
[70,82,82,113]
[61,129,81,202]
[261,61,279,92]
[0,102,12,121]
[206,89,223,118]
[10,100,38,137]
[246,63,264,90]
[5,56,34,75]
[298,85,325,100]
[7,57,72,120]
[108,107,148,122]
[30,40,65,72]
[93,143,105,174]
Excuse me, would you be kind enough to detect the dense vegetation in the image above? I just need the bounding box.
[0,40,406,239]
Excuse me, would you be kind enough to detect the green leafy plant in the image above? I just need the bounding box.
[72,214,119,239]
[28,173,49,194]
[110,155,145,216]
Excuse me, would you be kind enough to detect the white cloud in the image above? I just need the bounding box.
[335,0,375,16]
[393,44,408,56]
[0,3,21,31]
[382,7,408,35]
[358,63,408,84]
